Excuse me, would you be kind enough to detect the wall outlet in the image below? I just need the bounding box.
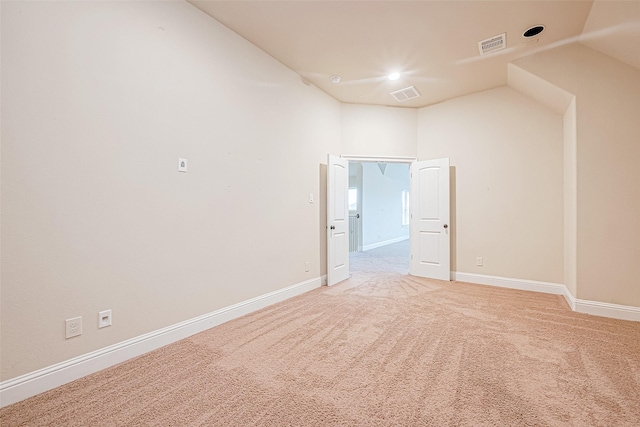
[476,257,484,267]
[305,261,310,272]
[98,309,112,329]
[65,316,82,339]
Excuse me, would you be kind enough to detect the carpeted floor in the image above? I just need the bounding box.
[350,239,410,274]
[2,241,639,426]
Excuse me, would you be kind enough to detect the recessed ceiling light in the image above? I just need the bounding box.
[388,72,400,81]
[523,25,545,38]
[330,75,341,84]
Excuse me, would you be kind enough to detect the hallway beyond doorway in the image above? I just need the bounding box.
[349,240,409,274]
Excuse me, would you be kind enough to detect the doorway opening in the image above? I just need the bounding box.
[328,154,450,286]
[347,160,411,274]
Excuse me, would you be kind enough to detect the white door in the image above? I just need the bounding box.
[410,158,450,280]
[327,154,350,286]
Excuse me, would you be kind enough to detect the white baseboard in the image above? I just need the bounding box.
[0,276,323,408]
[452,272,567,295]
[362,236,409,252]
[573,299,640,322]
[452,271,640,322]
[561,286,577,311]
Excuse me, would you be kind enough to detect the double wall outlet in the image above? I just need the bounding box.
[476,257,484,267]
[65,316,82,339]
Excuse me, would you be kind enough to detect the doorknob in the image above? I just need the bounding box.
[443,224,448,228]
[330,225,335,230]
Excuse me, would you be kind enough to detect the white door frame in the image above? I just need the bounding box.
[338,154,415,269]
[341,155,417,164]
[342,155,416,255]
[334,155,451,282]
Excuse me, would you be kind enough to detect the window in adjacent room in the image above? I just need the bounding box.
[348,188,358,212]
[401,189,410,226]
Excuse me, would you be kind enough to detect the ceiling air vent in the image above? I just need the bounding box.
[478,33,506,55]
[390,86,420,102]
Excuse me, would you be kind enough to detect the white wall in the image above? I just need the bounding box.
[1,1,341,380]
[361,163,409,250]
[418,87,564,283]
[507,63,577,297]
[562,98,578,298]
[513,44,640,307]
[341,104,417,158]
[580,0,640,71]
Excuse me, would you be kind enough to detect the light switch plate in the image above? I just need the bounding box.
[178,158,188,173]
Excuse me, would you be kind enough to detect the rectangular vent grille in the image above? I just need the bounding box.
[390,86,420,102]
[478,33,506,55]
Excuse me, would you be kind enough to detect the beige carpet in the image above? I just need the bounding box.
[350,239,410,274]
[2,243,639,426]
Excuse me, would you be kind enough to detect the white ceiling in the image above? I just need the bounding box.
[188,1,640,108]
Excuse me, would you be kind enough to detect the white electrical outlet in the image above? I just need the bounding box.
[476,257,484,267]
[305,261,310,272]
[309,193,314,203]
[98,309,112,329]
[65,316,82,339]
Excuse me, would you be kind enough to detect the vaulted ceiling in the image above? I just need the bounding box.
[188,1,640,108]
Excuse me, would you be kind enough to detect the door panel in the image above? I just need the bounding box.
[327,155,350,286]
[420,168,441,219]
[410,158,450,280]
[419,231,440,264]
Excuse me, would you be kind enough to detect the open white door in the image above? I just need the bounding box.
[327,154,349,286]
[410,158,451,280]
